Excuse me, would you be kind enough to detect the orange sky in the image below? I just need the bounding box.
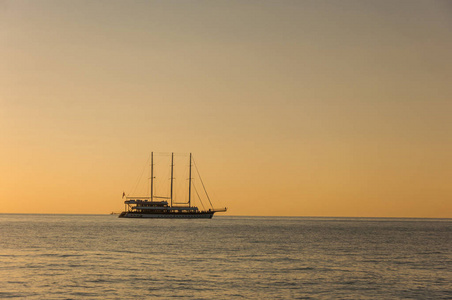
[1,1,451,217]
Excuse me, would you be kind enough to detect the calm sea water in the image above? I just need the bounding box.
[0,215,450,299]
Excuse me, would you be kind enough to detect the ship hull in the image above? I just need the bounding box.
[118,212,214,219]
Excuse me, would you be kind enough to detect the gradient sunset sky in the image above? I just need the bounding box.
[1,0,451,217]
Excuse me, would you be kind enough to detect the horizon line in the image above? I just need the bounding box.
[0,212,450,220]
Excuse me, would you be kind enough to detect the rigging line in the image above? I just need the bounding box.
[153,152,189,156]
[172,152,189,156]
[193,184,205,210]
[192,157,214,209]
[130,156,149,196]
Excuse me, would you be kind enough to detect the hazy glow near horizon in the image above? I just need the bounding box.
[1,0,451,217]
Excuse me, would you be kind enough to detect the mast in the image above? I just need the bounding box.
[170,152,174,207]
[188,153,192,207]
[150,152,154,202]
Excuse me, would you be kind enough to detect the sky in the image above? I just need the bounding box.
[1,0,451,217]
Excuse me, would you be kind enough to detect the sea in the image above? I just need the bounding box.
[0,215,450,299]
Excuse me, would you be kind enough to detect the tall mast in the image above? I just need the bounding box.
[170,152,174,207]
[150,152,154,202]
[188,153,192,207]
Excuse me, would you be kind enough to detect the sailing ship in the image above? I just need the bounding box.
[119,152,227,219]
